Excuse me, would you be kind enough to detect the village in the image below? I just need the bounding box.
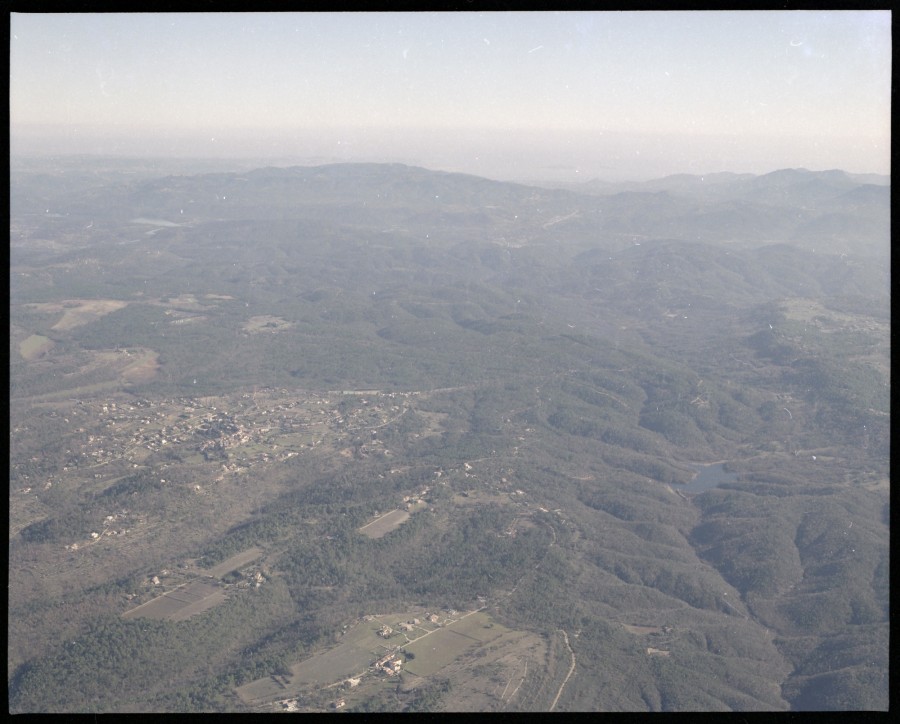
[15,387,416,499]
[9,387,434,557]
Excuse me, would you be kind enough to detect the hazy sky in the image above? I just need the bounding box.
[10,11,892,181]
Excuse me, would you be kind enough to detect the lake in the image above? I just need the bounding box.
[681,463,738,494]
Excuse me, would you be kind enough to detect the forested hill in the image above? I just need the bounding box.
[9,159,889,712]
[11,162,890,257]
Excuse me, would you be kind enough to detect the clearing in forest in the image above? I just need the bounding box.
[122,580,227,621]
[243,315,294,333]
[35,299,130,331]
[19,334,54,360]
[203,547,264,578]
[358,509,410,538]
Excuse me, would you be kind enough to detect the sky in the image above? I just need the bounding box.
[9,11,892,182]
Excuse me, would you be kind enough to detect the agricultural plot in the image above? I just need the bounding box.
[122,580,226,621]
[236,612,412,705]
[236,611,500,707]
[402,612,507,677]
[27,299,130,331]
[234,676,289,706]
[289,642,374,687]
[358,509,410,539]
[243,315,294,333]
[403,630,480,677]
[18,334,54,360]
[120,348,160,384]
[237,641,374,705]
[451,491,515,507]
[168,589,229,621]
[122,594,185,621]
[444,611,509,643]
[204,547,264,578]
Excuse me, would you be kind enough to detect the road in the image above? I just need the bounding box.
[549,629,576,712]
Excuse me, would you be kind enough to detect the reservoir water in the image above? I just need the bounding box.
[681,463,738,494]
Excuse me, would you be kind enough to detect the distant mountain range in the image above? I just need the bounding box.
[9,162,889,274]
[16,162,887,260]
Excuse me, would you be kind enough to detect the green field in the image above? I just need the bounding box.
[122,580,227,621]
[18,334,54,360]
[403,629,478,677]
[289,641,374,686]
[402,612,507,677]
[234,610,511,705]
[358,509,411,538]
[204,547,264,578]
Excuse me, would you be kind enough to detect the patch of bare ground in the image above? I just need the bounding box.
[451,491,515,507]
[415,410,449,438]
[120,349,160,383]
[53,347,157,387]
[425,628,547,712]
[164,294,203,308]
[862,477,889,492]
[203,547,264,578]
[122,580,227,621]
[18,334,55,360]
[499,627,572,712]
[28,299,130,331]
[358,509,411,539]
[243,315,294,333]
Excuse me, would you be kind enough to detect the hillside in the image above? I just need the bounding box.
[8,159,889,712]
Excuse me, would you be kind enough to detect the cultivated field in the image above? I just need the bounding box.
[204,547,265,578]
[19,334,54,360]
[358,509,410,539]
[236,610,509,708]
[236,634,376,704]
[122,580,226,621]
[120,348,161,383]
[243,315,294,333]
[27,299,130,331]
[403,612,506,677]
[404,629,486,677]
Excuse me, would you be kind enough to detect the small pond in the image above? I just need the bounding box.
[680,463,739,494]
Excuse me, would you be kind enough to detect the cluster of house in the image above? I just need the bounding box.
[240,570,266,589]
[378,612,442,641]
[373,652,403,676]
[401,486,431,510]
[50,388,424,501]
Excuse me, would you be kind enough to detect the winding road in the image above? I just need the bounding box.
[549,629,576,711]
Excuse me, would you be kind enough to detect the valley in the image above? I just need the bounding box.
[8,158,889,712]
